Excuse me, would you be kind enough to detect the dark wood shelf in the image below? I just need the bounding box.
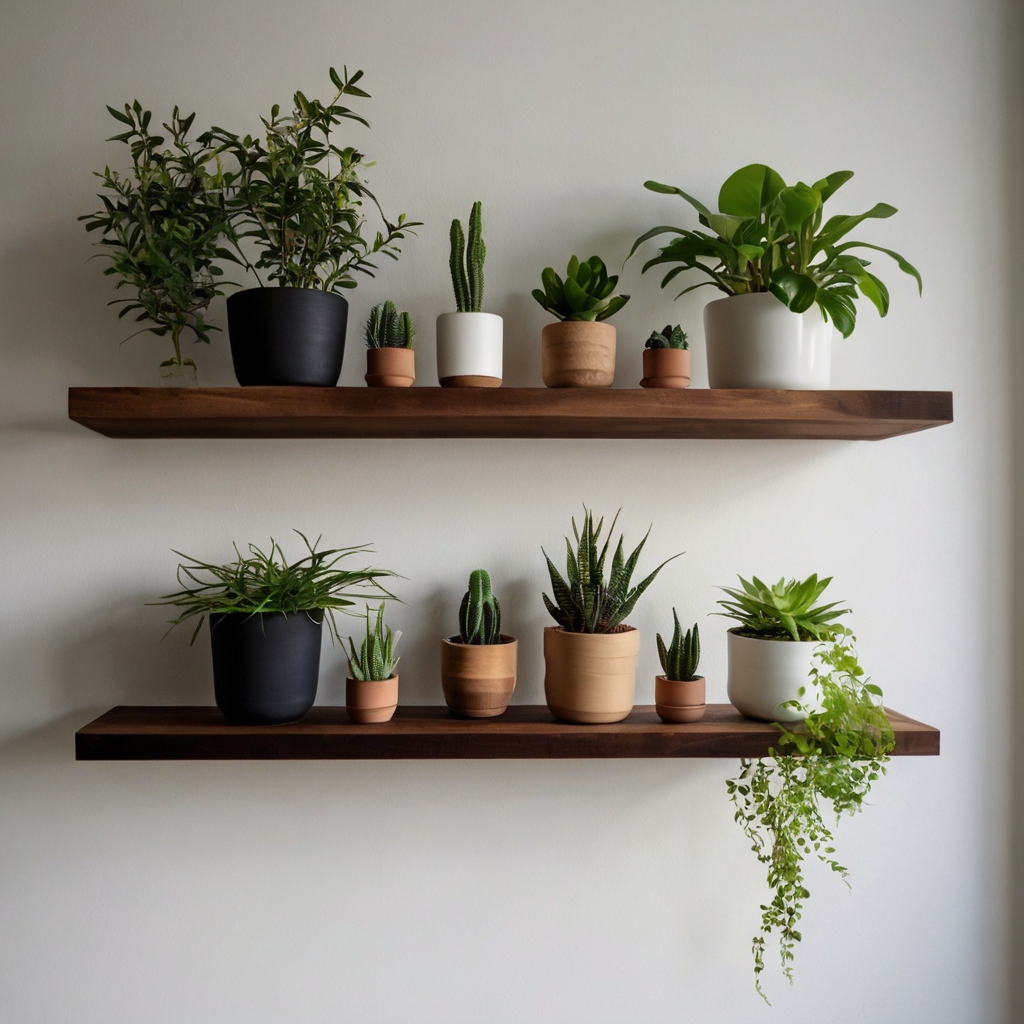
[75,704,940,760]
[67,387,953,440]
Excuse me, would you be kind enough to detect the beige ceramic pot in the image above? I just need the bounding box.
[640,348,691,389]
[655,674,706,723]
[365,347,415,387]
[543,625,639,723]
[345,674,399,724]
[441,636,518,718]
[541,321,616,387]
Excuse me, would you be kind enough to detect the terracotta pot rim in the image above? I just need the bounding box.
[443,635,518,646]
[655,674,705,683]
[545,624,635,636]
[345,674,398,684]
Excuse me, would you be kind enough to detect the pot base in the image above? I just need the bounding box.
[449,706,506,719]
[547,704,632,725]
[346,704,397,724]
[656,703,706,723]
[439,375,502,387]
[640,376,690,389]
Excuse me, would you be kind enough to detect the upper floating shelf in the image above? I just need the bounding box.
[67,387,953,440]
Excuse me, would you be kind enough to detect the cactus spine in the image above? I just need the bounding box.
[449,201,485,313]
[656,610,700,681]
[458,568,501,644]
[365,301,415,348]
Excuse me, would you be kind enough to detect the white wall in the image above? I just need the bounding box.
[0,1,1013,1021]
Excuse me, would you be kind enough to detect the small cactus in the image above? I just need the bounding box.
[449,201,485,312]
[656,611,700,681]
[458,569,502,645]
[347,604,401,680]
[365,301,415,348]
[645,324,689,350]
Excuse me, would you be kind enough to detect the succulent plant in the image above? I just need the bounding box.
[645,324,689,350]
[532,255,629,323]
[346,603,400,681]
[656,611,700,681]
[458,569,502,645]
[716,574,849,641]
[364,300,414,348]
[450,200,485,312]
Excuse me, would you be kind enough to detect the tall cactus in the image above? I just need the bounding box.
[656,611,700,681]
[449,201,485,313]
[458,568,502,644]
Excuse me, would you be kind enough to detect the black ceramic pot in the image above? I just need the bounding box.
[226,287,348,386]
[209,610,324,724]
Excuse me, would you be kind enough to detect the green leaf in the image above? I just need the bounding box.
[770,269,818,313]
[106,104,135,126]
[643,180,713,219]
[718,164,786,218]
[832,241,923,294]
[775,183,821,232]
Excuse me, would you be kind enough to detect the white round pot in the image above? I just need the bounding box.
[726,630,821,722]
[704,292,832,389]
[436,312,503,386]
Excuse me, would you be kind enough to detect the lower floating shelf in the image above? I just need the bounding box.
[75,704,940,760]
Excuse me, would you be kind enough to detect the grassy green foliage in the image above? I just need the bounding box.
[726,628,894,1001]
[656,611,700,680]
[717,574,849,641]
[365,300,414,348]
[346,603,400,681]
[207,66,420,292]
[630,163,922,337]
[645,324,689,350]
[80,102,233,380]
[449,201,485,312]
[155,531,397,644]
[458,569,502,645]
[542,508,680,634]
[532,255,629,323]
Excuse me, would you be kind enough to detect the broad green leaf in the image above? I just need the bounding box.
[776,183,821,231]
[818,203,897,246]
[706,212,750,242]
[770,268,817,312]
[719,164,786,218]
[643,180,713,218]
[833,241,923,294]
[812,170,854,202]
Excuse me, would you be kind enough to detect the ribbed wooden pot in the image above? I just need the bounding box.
[345,674,399,724]
[441,636,518,718]
[543,625,639,723]
[365,347,415,387]
[541,321,616,388]
[640,348,691,389]
[655,674,706,723]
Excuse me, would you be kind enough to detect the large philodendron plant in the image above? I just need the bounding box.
[629,164,922,337]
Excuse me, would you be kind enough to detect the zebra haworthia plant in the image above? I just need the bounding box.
[450,200,485,313]
[645,324,689,350]
[657,612,700,681]
[346,603,400,681]
[458,569,502,645]
[364,300,414,348]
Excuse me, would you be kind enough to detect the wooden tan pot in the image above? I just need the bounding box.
[543,625,639,723]
[345,674,398,723]
[365,347,415,387]
[441,636,517,717]
[655,674,706,723]
[541,321,616,388]
[640,349,691,389]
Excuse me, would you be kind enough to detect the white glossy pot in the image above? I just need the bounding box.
[704,292,832,389]
[436,312,503,386]
[726,630,821,722]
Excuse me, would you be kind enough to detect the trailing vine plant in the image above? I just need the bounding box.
[726,626,895,1002]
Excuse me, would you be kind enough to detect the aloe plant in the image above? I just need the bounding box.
[532,255,629,322]
[645,324,689,350]
[657,612,700,680]
[716,574,849,641]
[458,569,502,644]
[542,508,680,634]
[450,200,485,312]
[346,603,400,681]
[365,300,414,348]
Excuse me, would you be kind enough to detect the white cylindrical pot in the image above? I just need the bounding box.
[436,312,503,386]
[704,292,832,389]
[726,630,821,722]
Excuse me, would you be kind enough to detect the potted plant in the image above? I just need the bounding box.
[81,101,231,382]
[542,509,680,723]
[436,201,502,386]
[441,569,517,718]
[210,66,419,386]
[345,603,401,723]
[532,256,630,387]
[364,301,415,386]
[629,163,922,388]
[716,574,849,721]
[654,613,704,722]
[640,325,690,389]
[155,532,397,725]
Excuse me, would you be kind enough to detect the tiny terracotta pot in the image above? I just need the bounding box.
[345,674,399,724]
[366,347,415,387]
[441,636,518,718]
[640,348,691,389]
[655,674,706,723]
[543,625,638,723]
[542,321,616,388]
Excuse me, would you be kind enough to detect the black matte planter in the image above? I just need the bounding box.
[209,610,323,724]
[226,287,348,386]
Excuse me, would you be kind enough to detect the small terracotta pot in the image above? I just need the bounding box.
[655,674,706,723]
[441,636,518,718]
[543,625,638,723]
[345,674,398,724]
[541,321,616,388]
[640,348,691,389]
[366,347,415,387]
